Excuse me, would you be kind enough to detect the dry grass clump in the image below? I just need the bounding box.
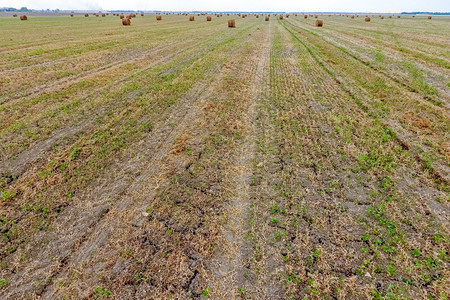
[365,17,371,22]
[228,19,236,28]
[20,15,27,20]
[316,20,324,27]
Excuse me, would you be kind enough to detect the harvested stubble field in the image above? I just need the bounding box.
[0,13,449,299]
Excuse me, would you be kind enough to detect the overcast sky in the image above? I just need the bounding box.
[1,0,449,12]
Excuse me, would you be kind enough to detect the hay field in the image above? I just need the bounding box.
[0,13,449,299]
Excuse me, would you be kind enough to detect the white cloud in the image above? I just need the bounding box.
[1,0,448,12]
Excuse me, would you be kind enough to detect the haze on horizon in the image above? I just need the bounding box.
[1,0,449,13]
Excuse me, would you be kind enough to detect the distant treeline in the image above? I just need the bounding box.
[401,12,449,15]
[1,8,449,15]
[0,7,29,12]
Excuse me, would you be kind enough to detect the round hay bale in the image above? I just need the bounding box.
[351,15,354,19]
[207,16,212,21]
[141,13,144,16]
[70,14,74,17]
[380,16,384,19]
[120,14,125,19]
[316,20,323,27]
[228,19,236,28]
[85,13,89,17]
[20,15,27,20]
[189,16,195,21]
[279,15,284,20]
[428,16,432,19]
[102,14,106,17]
[365,17,371,22]
[397,15,401,18]
[122,18,131,26]
[13,14,18,17]
[265,16,269,21]
[156,15,162,20]
[304,15,308,19]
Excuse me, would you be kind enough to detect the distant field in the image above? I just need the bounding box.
[0,13,449,299]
